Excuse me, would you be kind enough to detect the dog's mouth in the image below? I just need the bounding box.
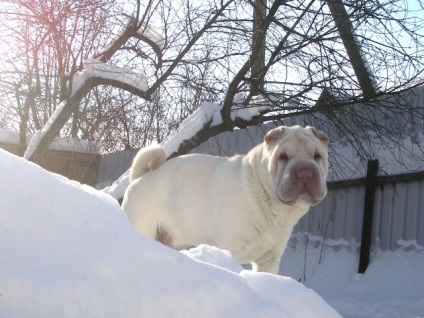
[277,191,325,207]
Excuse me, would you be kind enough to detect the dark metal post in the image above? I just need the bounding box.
[358,159,379,273]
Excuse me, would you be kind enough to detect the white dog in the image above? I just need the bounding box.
[122,125,329,274]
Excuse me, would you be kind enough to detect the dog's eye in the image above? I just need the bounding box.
[279,153,289,161]
[314,153,322,161]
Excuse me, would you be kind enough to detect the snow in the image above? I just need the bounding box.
[185,58,200,65]
[0,149,341,318]
[281,240,424,317]
[180,244,244,273]
[2,148,424,317]
[72,59,149,94]
[160,94,273,156]
[396,239,424,251]
[2,150,424,318]
[230,93,274,122]
[23,101,68,160]
[137,25,165,51]
[0,129,22,144]
[160,102,222,156]
[23,58,148,160]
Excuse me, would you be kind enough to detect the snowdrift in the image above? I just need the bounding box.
[0,149,340,318]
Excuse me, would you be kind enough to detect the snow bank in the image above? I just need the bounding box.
[0,149,340,318]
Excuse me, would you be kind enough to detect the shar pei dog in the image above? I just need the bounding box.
[122,125,329,274]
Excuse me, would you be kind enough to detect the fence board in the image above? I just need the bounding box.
[418,184,424,245]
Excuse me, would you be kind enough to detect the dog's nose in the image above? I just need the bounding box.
[296,168,314,181]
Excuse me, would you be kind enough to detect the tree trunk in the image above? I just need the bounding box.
[326,0,376,99]
[251,0,267,96]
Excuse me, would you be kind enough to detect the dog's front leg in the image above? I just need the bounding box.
[251,249,282,275]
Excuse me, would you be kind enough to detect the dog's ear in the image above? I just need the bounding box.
[264,126,285,144]
[308,126,329,145]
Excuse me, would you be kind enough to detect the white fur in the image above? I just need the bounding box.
[122,125,329,274]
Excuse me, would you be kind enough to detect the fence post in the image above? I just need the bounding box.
[358,159,379,273]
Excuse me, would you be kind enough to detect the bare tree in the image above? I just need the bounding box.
[0,0,234,156]
[0,0,423,174]
[0,0,119,147]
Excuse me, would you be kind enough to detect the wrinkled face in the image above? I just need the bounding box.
[264,126,329,207]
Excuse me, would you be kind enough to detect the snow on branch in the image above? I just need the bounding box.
[93,18,137,62]
[136,25,165,51]
[24,59,150,161]
[71,59,149,95]
[162,93,274,155]
[24,100,70,161]
[24,16,166,163]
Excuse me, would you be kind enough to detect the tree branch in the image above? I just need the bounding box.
[220,0,285,126]
[146,0,235,96]
[93,18,138,62]
[26,17,146,163]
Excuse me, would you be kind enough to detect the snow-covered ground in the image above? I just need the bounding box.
[0,149,339,317]
[1,148,423,317]
[281,240,424,317]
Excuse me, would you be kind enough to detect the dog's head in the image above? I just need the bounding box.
[263,125,329,206]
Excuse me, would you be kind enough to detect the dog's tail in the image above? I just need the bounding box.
[129,145,167,182]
